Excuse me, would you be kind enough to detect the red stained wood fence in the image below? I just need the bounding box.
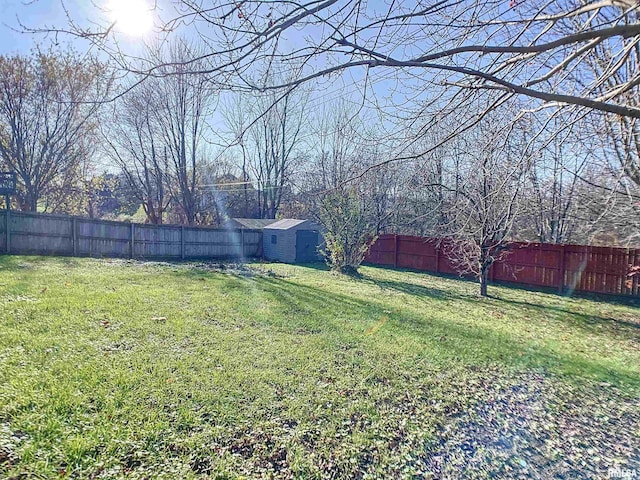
[365,234,640,297]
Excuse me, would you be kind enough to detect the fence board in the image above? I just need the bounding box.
[366,234,640,297]
[0,209,262,260]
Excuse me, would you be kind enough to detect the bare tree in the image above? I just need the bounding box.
[603,114,640,187]
[222,95,253,217]
[394,117,467,236]
[197,156,260,225]
[0,51,107,211]
[23,0,640,226]
[44,0,640,120]
[151,41,216,225]
[426,104,532,296]
[245,86,306,219]
[103,82,169,224]
[40,137,100,215]
[103,40,217,225]
[222,87,304,220]
[570,171,640,247]
[586,21,640,187]
[520,116,592,244]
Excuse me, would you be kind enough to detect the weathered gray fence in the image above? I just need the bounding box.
[0,209,262,260]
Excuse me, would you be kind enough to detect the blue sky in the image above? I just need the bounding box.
[1,0,88,53]
[0,0,432,156]
[0,0,162,56]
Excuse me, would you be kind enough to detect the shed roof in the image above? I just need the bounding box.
[229,218,279,229]
[265,219,318,230]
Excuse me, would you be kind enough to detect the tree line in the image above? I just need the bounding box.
[3,0,640,295]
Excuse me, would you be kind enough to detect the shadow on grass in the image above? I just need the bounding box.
[292,262,330,272]
[490,278,640,308]
[4,255,635,388]
[364,264,640,307]
[167,267,640,388]
[249,275,372,333]
[361,274,475,302]
[0,254,83,270]
[492,295,640,332]
[363,271,640,340]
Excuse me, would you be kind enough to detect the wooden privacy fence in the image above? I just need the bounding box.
[365,234,640,297]
[0,209,262,260]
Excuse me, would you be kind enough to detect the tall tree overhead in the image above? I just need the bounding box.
[43,0,640,119]
[0,51,108,211]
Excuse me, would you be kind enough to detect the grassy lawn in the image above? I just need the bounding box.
[0,256,638,479]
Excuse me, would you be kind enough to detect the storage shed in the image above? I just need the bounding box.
[263,219,323,263]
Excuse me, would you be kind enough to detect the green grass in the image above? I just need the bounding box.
[0,256,638,478]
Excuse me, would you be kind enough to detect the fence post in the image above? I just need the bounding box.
[434,242,440,274]
[5,201,10,254]
[558,244,566,294]
[130,223,135,259]
[635,249,640,296]
[72,218,77,256]
[393,234,398,268]
[181,226,185,260]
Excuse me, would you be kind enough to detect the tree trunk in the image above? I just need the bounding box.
[479,265,489,297]
[26,191,38,212]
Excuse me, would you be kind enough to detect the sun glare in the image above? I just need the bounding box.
[107,0,153,36]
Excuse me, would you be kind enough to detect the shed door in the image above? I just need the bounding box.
[295,230,320,262]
